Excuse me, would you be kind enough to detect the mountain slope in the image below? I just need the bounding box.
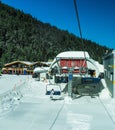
[0,1,112,67]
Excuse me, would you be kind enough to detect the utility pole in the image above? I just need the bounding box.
[68,68,73,97]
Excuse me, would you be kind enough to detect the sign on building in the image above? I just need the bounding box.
[103,50,115,97]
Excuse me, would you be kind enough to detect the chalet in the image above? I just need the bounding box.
[2,61,49,75]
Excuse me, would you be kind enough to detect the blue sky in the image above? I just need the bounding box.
[1,0,115,49]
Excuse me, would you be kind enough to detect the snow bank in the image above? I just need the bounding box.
[99,79,111,99]
[0,75,27,116]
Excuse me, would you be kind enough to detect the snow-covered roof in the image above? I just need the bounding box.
[4,61,49,67]
[56,51,90,59]
[33,67,49,73]
[5,61,37,67]
[21,61,37,65]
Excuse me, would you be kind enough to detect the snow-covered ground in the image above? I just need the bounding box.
[0,74,28,94]
[0,75,115,130]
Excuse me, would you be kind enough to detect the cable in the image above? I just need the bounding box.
[49,99,65,130]
[74,0,83,46]
[98,96,115,124]
[73,0,87,72]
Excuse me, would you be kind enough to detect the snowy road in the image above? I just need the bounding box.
[0,75,115,130]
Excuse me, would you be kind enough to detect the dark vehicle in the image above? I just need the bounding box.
[32,72,40,80]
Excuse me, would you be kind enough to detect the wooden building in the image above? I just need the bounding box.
[2,61,49,75]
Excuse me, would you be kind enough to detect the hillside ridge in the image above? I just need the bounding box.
[0,1,112,67]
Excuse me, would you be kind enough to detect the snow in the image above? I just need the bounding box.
[0,75,27,93]
[50,51,90,69]
[33,67,49,73]
[21,61,37,65]
[0,75,115,130]
[56,51,90,58]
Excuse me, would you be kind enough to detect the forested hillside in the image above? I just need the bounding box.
[0,1,112,68]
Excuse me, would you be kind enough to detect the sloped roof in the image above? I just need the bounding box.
[4,61,35,67]
[56,51,90,59]
[4,61,46,67]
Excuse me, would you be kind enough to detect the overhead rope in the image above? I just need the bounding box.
[73,0,87,71]
[98,96,115,124]
[49,99,65,130]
